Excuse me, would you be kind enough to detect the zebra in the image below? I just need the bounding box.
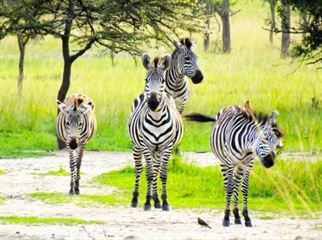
[56,93,97,195]
[165,38,204,114]
[128,54,183,211]
[184,101,283,227]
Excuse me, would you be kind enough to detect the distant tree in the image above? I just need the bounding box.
[1,0,202,148]
[0,0,39,96]
[280,0,291,57]
[263,0,277,43]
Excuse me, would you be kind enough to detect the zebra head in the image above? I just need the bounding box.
[258,111,284,150]
[142,53,171,111]
[57,99,93,150]
[243,101,277,168]
[172,38,203,84]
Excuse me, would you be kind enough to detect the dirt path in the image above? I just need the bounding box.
[0,151,321,240]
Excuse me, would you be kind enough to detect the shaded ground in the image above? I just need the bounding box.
[0,151,321,240]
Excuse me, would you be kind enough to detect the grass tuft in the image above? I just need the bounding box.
[0,215,104,225]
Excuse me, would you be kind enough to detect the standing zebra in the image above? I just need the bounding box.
[56,93,97,195]
[165,38,204,114]
[128,54,183,211]
[185,101,283,227]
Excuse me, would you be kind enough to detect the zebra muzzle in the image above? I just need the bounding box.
[191,70,203,84]
[147,93,159,111]
[69,138,79,150]
[261,152,275,168]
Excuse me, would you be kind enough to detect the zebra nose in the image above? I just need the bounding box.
[191,70,203,84]
[69,137,78,150]
[261,152,275,168]
[148,92,159,111]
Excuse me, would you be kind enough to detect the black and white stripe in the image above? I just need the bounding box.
[185,102,283,227]
[128,54,183,211]
[165,38,204,114]
[56,93,97,195]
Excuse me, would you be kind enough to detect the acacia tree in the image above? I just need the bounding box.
[263,0,277,43]
[280,0,291,57]
[1,0,202,148]
[0,0,39,95]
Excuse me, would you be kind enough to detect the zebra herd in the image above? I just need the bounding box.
[56,38,284,227]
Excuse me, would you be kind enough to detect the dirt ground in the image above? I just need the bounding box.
[0,151,321,240]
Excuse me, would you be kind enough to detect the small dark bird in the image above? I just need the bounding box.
[197,217,212,229]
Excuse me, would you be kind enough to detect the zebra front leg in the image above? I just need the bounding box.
[242,169,252,227]
[221,164,234,226]
[68,149,77,195]
[160,149,171,211]
[232,166,244,224]
[143,149,153,211]
[152,152,161,209]
[74,146,84,195]
[131,147,143,208]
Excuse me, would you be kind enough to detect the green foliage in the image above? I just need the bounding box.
[0,215,104,225]
[29,192,128,207]
[94,158,321,215]
[36,167,70,176]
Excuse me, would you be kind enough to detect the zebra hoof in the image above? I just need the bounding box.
[245,220,252,227]
[162,203,170,211]
[74,190,80,195]
[234,218,242,224]
[131,201,138,208]
[144,204,151,211]
[154,202,161,209]
[223,219,230,227]
[69,190,74,196]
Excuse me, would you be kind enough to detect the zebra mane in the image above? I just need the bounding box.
[74,97,84,107]
[153,56,160,68]
[254,112,284,137]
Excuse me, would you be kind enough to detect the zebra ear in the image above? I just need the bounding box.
[266,110,279,126]
[57,100,67,113]
[160,55,171,70]
[172,40,181,49]
[82,104,93,115]
[141,53,151,70]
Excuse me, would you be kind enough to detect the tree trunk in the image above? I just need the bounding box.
[204,18,210,51]
[269,0,276,44]
[17,34,25,96]
[301,10,309,33]
[221,0,231,53]
[280,0,290,57]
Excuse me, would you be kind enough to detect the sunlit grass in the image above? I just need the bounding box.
[36,167,70,176]
[0,215,104,225]
[0,0,321,157]
[0,169,6,175]
[30,157,322,216]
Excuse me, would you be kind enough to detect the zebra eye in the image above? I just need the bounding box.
[66,122,71,126]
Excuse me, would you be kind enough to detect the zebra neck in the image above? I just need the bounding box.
[165,64,185,89]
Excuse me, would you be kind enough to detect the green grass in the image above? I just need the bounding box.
[36,167,70,176]
[0,215,104,225]
[0,195,6,204]
[94,157,321,216]
[29,192,128,207]
[0,0,321,157]
[30,157,321,216]
[0,169,6,175]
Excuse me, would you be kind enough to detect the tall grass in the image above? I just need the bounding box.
[0,0,321,157]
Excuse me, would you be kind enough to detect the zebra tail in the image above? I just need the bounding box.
[183,113,216,123]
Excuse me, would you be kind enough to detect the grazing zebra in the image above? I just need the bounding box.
[165,38,204,114]
[128,54,183,211]
[56,93,97,195]
[185,101,283,227]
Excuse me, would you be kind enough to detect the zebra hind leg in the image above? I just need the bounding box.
[233,167,243,224]
[242,170,252,227]
[131,148,143,208]
[160,150,171,211]
[152,153,161,209]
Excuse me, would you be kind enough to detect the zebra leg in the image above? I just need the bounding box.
[232,167,243,224]
[152,152,161,209]
[160,149,171,211]
[74,146,84,195]
[143,149,153,211]
[131,146,143,208]
[68,149,77,195]
[221,164,234,227]
[242,169,252,227]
